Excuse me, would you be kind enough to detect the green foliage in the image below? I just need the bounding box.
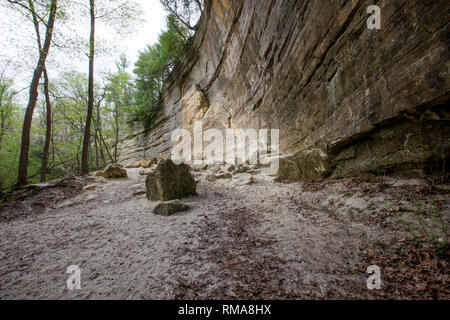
[133,23,188,128]
[0,77,22,187]
[132,1,203,128]
[105,55,136,124]
[105,56,136,161]
[0,1,202,187]
[160,0,204,36]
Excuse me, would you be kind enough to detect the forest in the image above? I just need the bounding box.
[0,0,203,192]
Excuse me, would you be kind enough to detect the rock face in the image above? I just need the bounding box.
[120,0,449,179]
[102,164,127,179]
[153,200,190,216]
[146,159,197,201]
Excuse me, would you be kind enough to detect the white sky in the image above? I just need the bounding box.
[0,0,167,100]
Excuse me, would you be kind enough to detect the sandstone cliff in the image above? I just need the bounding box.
[120,0,449,179]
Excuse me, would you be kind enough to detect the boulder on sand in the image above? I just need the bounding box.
[146,159,197,201]
[102,164,128,179]
[153,200,190,216]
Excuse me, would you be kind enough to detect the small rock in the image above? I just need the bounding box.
[139,169,154,176]
[216,172,232,179]
[231,173,254,186]
[390,178,428,187]
[102,164,127,179]
[133,190,146,196]
[232,165,251,175]
[153,200,190,216]
[84,185,96,191]
[132,160,143,168]
[208,164,221,174]
[86,194,97,203]
[226,165,236,172]
[141,158,158,168]
[158,153,170,161]
[191,163,209,172]
[130,184,146,196]
[95,171,103,177]
[206,174,217,182]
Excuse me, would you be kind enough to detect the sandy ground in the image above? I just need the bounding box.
[0,168,448,299]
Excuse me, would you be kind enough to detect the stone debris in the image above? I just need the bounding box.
[230,173,254,186]
[153,200,190,217]
[83,185,96,191]
[191,163,209,172]
[139,169,154,176]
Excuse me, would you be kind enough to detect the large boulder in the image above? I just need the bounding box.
[153,200,190,216]
[146,159,197,201]
[102,164,127,179]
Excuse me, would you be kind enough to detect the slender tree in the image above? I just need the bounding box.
[40,67,52,182]
[25,0,54,182]
[80,0,142,173]
[7,0,59,186]
[81,0,95,175]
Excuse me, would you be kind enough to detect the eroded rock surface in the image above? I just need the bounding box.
[119,0,449,179]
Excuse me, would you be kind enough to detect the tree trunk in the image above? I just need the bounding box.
[81,0,95,175]
[17,0,58,187]
[0,110,5,151]
[114,103,119,163]
[96,90,107,167]
[94,127,99,170]
[40,67,52,182]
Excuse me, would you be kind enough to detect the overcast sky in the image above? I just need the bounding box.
[0,0,167,100]
[120,0,166,67]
